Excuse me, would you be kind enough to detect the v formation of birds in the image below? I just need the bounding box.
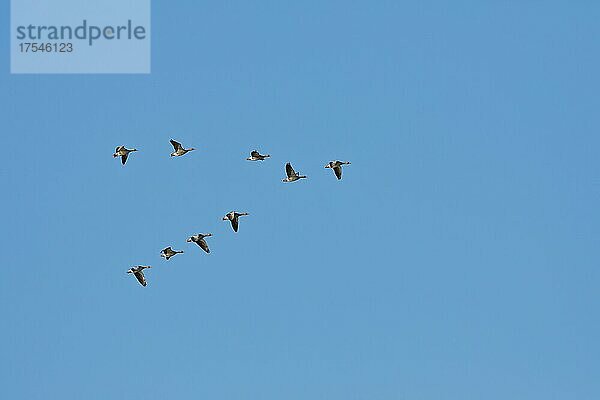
[116,139,351,287]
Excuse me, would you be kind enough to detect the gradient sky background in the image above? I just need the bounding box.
[1,1,599,399]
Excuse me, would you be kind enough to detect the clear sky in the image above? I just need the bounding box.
[1,1,599,399]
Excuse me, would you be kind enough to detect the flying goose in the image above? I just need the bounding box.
[187,233,212,253]
[113,146,137,165]
[160,247,183,260]
[282,162,307,182]
[246,150,270,161]
[325,160,351,180]
[170,139,196,157]
[126,265,152,287]
[222,211,249,232]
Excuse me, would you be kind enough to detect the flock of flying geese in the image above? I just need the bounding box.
[115,139,351,287]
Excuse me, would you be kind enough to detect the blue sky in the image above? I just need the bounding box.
[1,1,599,399]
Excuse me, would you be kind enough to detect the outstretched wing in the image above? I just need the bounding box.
[231,218,239,232]
[115,146,123,153]
[134,271,147,286]
[198,238,210,253]
[121,153,128,165]
[285,162,296,178]
[333,166,342,180]
[170,139,182,151]
[251,150,260,157]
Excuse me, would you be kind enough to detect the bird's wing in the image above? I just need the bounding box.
[285,162,295,178]
[333,166,342,180]
[251,150,260,157]
[170,139,182,151]
[115,146,122,153]
[198,238,210,253]
[231,218,239,232]
[121,153,128,165]
[134,271,147,286]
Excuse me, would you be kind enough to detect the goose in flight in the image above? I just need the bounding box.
[222,211,249,232]
[170,139,196,157]
[325,160,351,180]
[113,146,137,165]
[160,247,183,260]
[246,150,270,161]
[127,265,152,287]
[187,233,212,253]
[282,162,307,182]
